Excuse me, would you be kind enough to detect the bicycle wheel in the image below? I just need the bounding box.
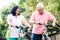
[47,36,51,40]
[42,34,51,40]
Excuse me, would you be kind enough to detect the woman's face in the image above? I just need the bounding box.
[16,8,20,15]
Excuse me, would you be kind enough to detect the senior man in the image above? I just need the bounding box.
[29,3,56,40]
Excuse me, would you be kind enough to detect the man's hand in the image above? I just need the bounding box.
[52,18,56,27]
[38,23,43,25]
[52,23,55,27]
[34,22,43,25]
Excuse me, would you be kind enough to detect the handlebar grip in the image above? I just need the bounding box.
[46,24,60,29]
[25,27,29,29]
[16,26,19,28]
[46,24,52,27]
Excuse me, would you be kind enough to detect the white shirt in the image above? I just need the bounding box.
[7,14,25,38]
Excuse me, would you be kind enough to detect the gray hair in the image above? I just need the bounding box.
[36,2,44,9]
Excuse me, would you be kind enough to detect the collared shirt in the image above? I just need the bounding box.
[7,14,25,26]
[29,10,56,34]
[7,14,25,38]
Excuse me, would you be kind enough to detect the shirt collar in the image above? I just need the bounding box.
[36,10,45,15]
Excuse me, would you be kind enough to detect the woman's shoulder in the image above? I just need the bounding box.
[19,15,24,17]
[7,14,13,18]
[8,14,12,16]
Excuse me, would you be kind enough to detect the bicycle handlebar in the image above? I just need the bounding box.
[34,23,60,29]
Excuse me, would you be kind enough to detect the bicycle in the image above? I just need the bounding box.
[18,23,60,40]
[32,23,60,40]
[19,25,31,40]
[41,23,60,40]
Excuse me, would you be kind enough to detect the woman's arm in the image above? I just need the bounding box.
[22,19,31,28]
[7,15,16,27]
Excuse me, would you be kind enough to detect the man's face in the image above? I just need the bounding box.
[37,8,44,15]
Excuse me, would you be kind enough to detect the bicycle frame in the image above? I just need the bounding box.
[19,25,24,40]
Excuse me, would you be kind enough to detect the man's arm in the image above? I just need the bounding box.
[52,18,56,26]
[29,12,36,24]
[48,12,56,26]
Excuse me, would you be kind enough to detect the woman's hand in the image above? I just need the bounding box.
[10,24,16,28]
[22,18,31,28]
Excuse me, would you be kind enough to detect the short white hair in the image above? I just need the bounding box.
[36,2,44,9]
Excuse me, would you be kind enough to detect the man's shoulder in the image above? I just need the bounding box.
[44,10,50,13]
[32,11,37,15]
[44,10,51,15]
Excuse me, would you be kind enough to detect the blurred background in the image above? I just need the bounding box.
[0,0,60,40]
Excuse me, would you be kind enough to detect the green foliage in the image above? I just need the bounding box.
[0,0,60,38]
[19,0,60,35]
[18,0,25,12]
[0,3,16,37]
